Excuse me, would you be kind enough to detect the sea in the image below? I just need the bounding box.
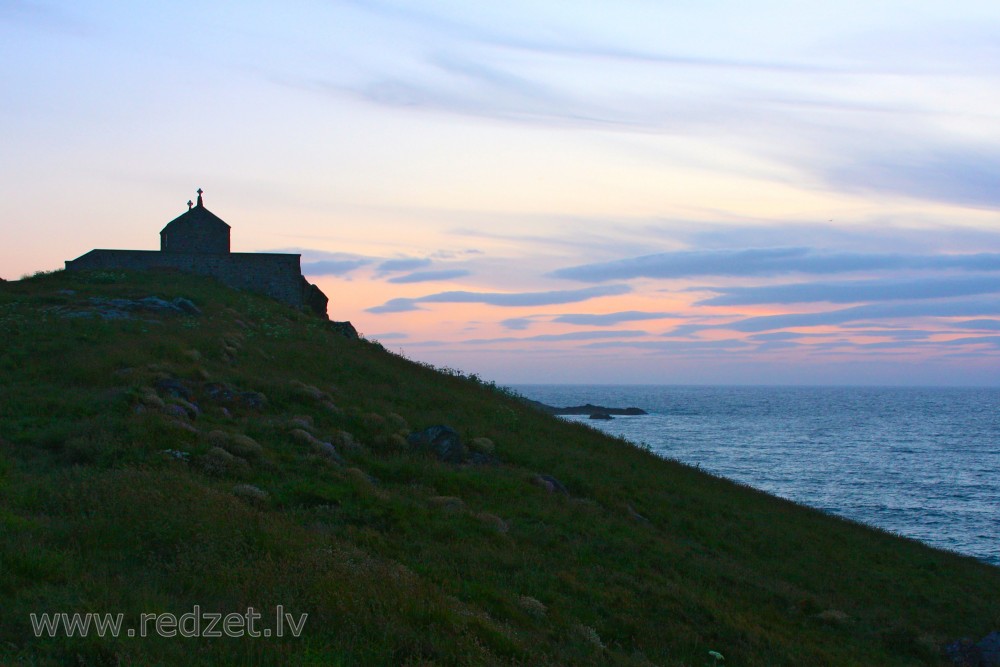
[511,385,1000,566]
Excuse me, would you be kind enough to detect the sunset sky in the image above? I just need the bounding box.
[3,1,1000,385]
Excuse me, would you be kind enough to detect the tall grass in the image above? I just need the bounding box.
[0,270,996,665]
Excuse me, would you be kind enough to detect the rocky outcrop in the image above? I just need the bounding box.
[522,398,646,417]
[54,295,202,320]
[329,320,359,339]
[407,425,467,463]
[946,631,1000,666]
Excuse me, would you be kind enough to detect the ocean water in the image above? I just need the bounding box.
[512,385,1000,566]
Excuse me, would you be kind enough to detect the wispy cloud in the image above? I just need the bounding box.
[821,147,1000,210]
[697,276,1000,306]
[366,284,631,313]
[387,269,471,284]
[500,316,539,331]
[302,257,374,276]
[464,329,647,344]
[553,310,678,326]
[585,339,752,352]
[953,319,1000,331]
[553,248,1000,282]
[719,298,1000,333]
[376,257,432,275]
[366,332,409,341]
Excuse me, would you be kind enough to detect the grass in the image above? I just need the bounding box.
[0,269,997,665]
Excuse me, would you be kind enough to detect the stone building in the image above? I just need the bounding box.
[66,189,329,318]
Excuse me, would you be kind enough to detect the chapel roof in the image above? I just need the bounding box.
[160,188,230,234]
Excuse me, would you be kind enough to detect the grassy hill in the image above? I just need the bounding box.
[1,270,997,666]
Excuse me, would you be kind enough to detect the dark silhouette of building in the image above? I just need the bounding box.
[65,189,329,318]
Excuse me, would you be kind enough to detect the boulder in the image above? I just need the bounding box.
[531,474,568,495]
[980,632,1000,666]
[172,297,201,315]
[329,320,359,339]
[155,377,192,401]
[407,425,466,463]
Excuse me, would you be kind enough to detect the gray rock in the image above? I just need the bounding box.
[329,320,359,339]
[979,632,1000,666]
[155,378,193,401]
[407,425,466,463]
[172,297,201,315]
[532,474,569,495]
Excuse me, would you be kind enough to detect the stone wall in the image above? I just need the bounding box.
[65,250,317,311]
[160,222,229,254]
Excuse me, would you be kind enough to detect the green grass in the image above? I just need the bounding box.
[1,269,997,665]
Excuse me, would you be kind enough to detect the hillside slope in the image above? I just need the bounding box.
[1,270,997,666]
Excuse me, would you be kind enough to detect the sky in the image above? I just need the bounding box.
[2,0,1000,385]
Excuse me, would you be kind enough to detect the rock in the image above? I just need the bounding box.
[589,412,613,420]
[531,474,568,495]
[522,399,647,416]
[946,639,982,667]
[172,297,201,315]
[168,397,201,419]
[203,382,236,403]
[329,320,359,339]
[239,391,267,410]
[162,404,190,420]
[155,377,192,401]
[979,632,1000,666]
[407,425,466,463]
[290,429,343,464]
[468,437,495,454]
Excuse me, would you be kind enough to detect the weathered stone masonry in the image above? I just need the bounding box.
[65,190,329,318]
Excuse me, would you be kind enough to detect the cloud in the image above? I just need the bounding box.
[697,276,1000,306]
[822,147,1000,210]
[584,339,752,351]
[387,269,471,284]
[302,258,373,276]
[552,310,677,326]
[366,284,632,313]
[552,248,1000,282]
[376,257,432,275]
[953,319,1000,331]
[367,332,408,340]
[500,316,537,331]
[720,298,1000,333]
[464,329,648,344]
